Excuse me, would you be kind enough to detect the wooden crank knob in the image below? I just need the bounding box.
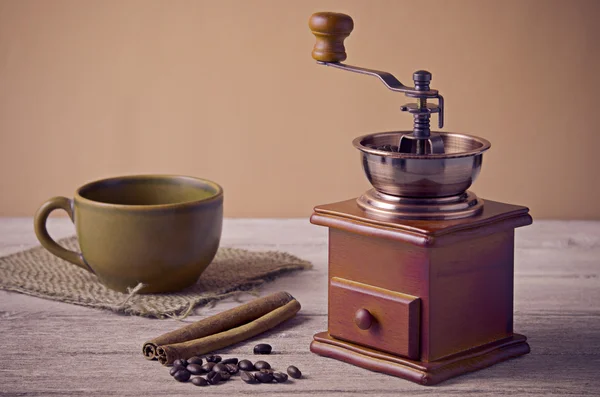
[308,12,354,62]
[354,308,373,330]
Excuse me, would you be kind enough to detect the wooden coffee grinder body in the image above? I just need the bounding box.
[310,198,532,385]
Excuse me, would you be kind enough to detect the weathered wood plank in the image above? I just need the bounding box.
[0,218,599,396]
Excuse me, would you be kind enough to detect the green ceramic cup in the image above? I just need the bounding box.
[33,175,223,293]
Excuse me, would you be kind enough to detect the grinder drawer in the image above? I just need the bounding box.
[328,277,420,359]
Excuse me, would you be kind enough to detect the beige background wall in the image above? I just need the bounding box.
[0,0,598,219]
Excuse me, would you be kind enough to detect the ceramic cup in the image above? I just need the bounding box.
[34,175,223,293]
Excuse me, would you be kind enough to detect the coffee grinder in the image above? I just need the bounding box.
[308,12,532,385]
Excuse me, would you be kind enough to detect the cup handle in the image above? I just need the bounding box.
[33,196,91,272]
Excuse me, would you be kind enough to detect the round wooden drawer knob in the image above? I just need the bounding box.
[354,308,373,330]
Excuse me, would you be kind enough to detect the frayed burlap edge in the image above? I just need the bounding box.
[0,236,313,319]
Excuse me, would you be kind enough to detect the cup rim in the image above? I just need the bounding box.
[74,174,223,211]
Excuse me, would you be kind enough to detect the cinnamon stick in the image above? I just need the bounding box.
[142,291,296,360]
[156,298,301,365]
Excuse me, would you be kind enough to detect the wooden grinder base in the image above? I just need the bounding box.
[310,197,533,386]
[311,332,530,386]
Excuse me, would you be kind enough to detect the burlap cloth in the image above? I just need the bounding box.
[0,237,312,318]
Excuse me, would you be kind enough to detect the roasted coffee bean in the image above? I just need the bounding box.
[201,362,215,372]
[238,359,255,371]
[273,372,288,383]
[191,376,208,386]
[240,371,258,384]
[212,363,228,373]
[188,356,203,365]
[225,363,239,374]
[253,343,272,355]
[186,363,204,375]
[221,357,238,365]
[206,355,222,363]
[173,358,188,367]
[259,368,274,374]
[169,365,183,376]
[173,369,191,382]
[287,365,302,379]
[254,360,271,370]
[206,371,222,385]
[219,370,231,381]
[255,371,274,383]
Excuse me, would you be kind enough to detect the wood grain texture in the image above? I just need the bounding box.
[0,218,599,395]
[428,230,516,361]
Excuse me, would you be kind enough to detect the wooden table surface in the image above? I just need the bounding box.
[0,218,599,396]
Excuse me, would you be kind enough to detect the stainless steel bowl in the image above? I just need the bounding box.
[352,131,491,198]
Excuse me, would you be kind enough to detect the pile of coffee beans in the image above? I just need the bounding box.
[167,343,303,387]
